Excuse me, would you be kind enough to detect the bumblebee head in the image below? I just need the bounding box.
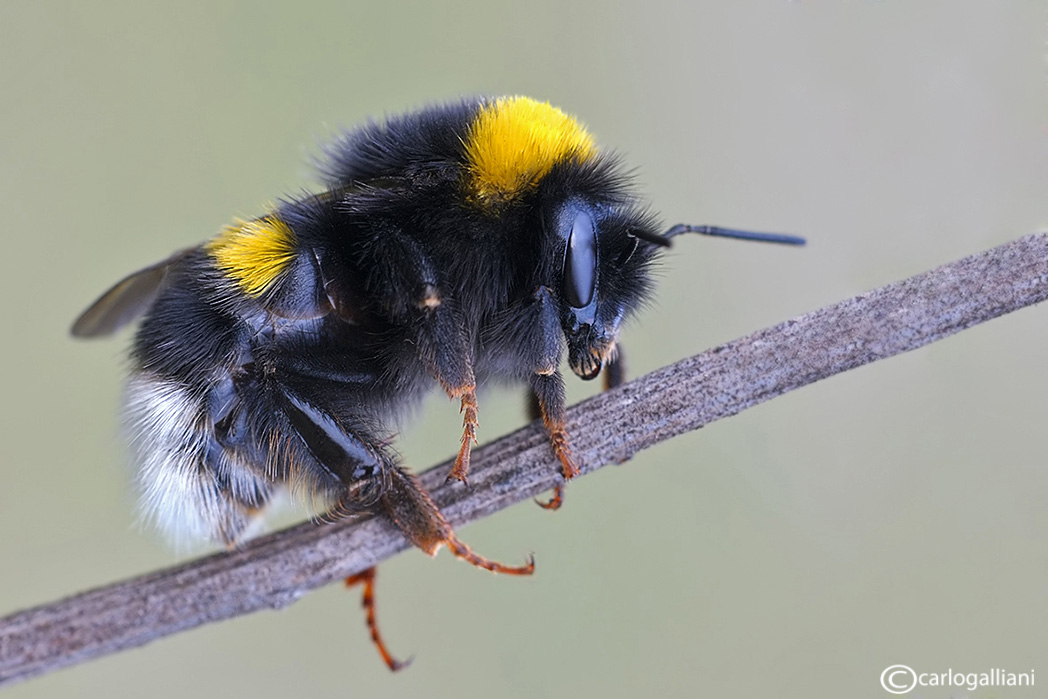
[546,197,662,380]
[459,96,802,382]
[460,96,666,381]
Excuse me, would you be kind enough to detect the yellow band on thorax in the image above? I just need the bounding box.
[464,96,597,207]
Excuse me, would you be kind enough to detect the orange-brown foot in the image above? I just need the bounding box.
[446,386,479,484]
[444,534,536,575]
[537,484,565,510]
[535,429,578,509]
[550,429,579,480]
[345,567,411,672]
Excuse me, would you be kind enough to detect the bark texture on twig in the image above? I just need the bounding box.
[2,233,1047,687]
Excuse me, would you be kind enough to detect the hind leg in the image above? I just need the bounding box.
[273,382,531,573]
[269,376,533,668]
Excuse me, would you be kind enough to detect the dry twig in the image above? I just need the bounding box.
[2,233,1047,687]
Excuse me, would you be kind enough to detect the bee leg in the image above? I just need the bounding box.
[277,383,531,666]
[417,307,477,485]
[412,306,477,486]
[603,344,626,390]
[408,297,479,485]
[382,464,535,575]
[277,386,531,566]
[530,370,578,511]
[276,393,384,517]
[506,286,574,510]
[525,398,567,512]
[357,228,479,485]
[532,346,625,510]
[345,567,412,672]
[598,346,634,467]
[405,287,480,485]
[445,382,478,484]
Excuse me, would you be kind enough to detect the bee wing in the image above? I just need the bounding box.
[71,248,194,337]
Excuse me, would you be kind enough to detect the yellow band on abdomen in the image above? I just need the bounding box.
[206,215,297,296]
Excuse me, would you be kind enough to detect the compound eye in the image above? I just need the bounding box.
[563,211,597,308]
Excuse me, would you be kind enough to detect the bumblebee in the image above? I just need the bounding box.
[73,96,802,669]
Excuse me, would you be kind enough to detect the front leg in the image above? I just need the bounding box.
[531,369,580,510]
[508,286,579,509]
[526,327,625,510]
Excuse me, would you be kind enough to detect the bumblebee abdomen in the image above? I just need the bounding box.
[132,257,243,387]
[125,370,272,546]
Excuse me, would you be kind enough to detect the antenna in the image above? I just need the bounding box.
[662,224,806,246]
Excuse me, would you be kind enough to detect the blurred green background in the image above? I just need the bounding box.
[2,2,1047,697]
